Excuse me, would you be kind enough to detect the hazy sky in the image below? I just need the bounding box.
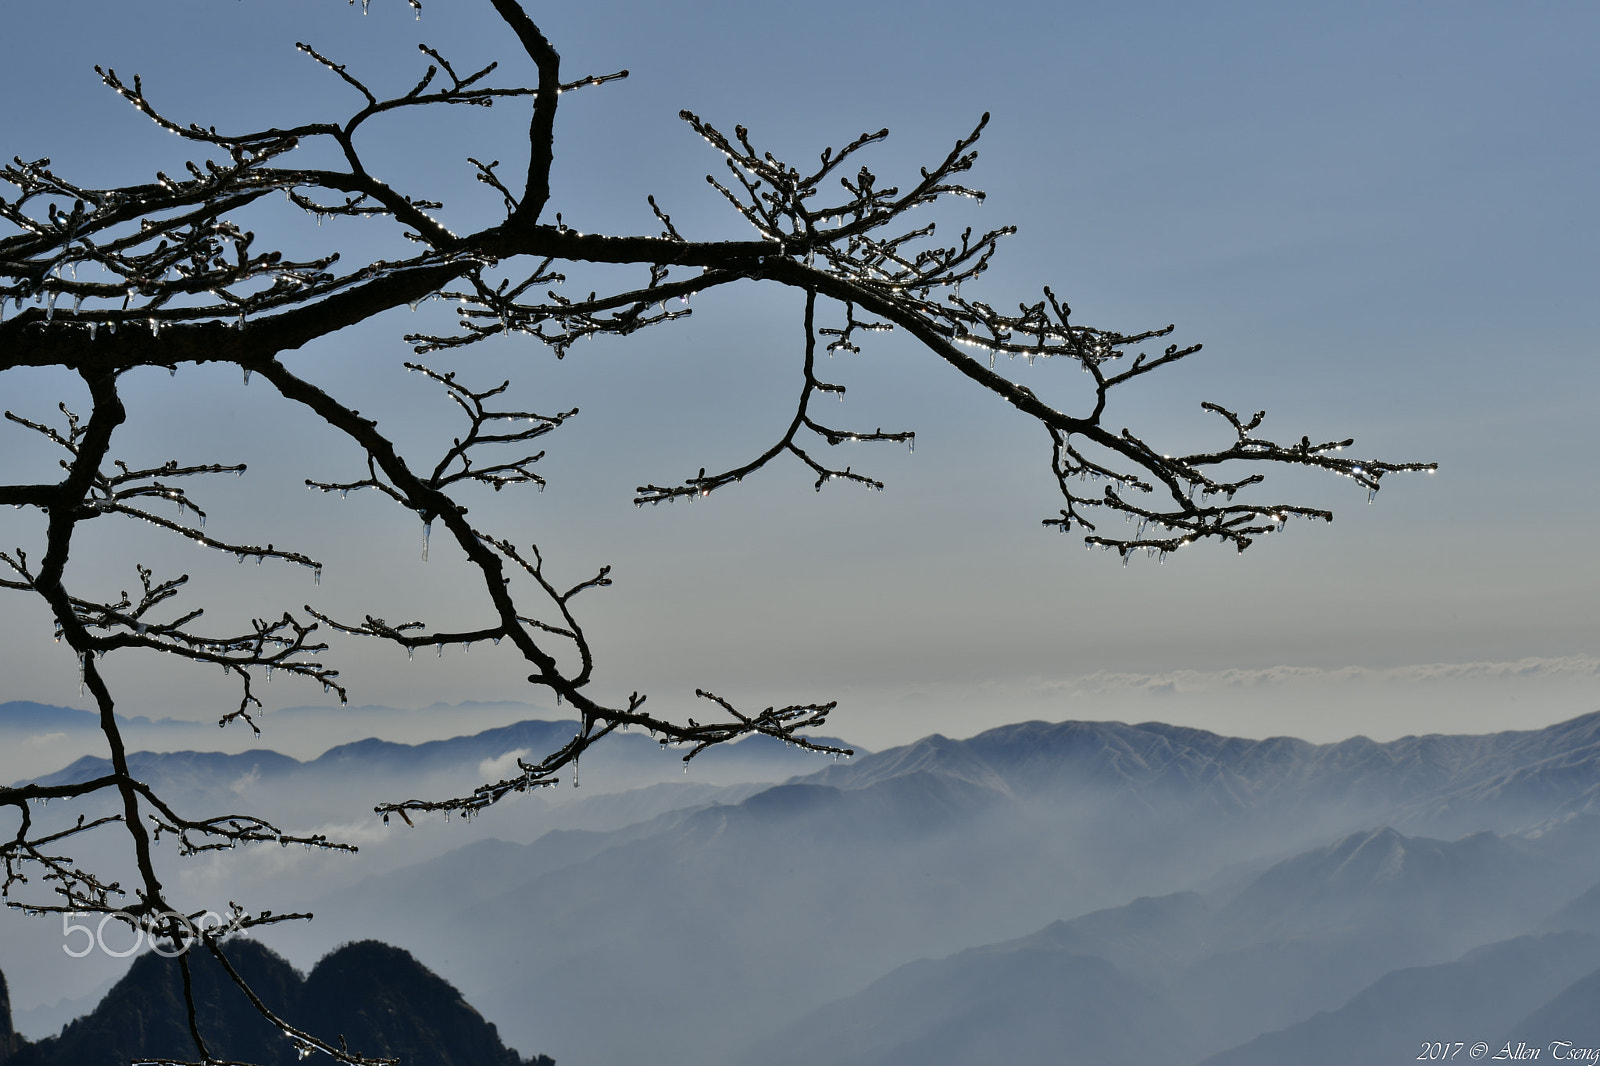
[2,0,1597,748]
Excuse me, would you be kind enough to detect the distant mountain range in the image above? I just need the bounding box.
[1199,933,1600,1066]
[0,701,160,731]
[234,710,1600,1065]
[750,821,1600,1066]
[0,699,540,734]
[17,708,859,796]
[0,939,549,1066]
[8,706,1600,1066]
[799,712,1600,835]
[2,705,864,1045]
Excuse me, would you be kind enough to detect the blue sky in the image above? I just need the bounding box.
[1,0,1596,747]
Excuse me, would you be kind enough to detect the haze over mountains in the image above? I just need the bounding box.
[6,701,1600,1065]
[0,699,608,790]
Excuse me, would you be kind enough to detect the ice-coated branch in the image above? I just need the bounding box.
[636,290,913,503]
[0,1,1434,1062]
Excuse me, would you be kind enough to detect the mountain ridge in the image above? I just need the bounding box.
[794,711,1600,833]
[13,706,1600,1066]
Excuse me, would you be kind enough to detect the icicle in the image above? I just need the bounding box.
[421,520,432,561]
[242,367,252,386]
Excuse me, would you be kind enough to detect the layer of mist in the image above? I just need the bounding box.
[6,703,1600,1065]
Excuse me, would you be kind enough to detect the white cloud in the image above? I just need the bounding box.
[477,748,531,781]
[1057,655,1600,698]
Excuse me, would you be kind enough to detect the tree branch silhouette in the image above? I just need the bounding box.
[0,2,1434,1062]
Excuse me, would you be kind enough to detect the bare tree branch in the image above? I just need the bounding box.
[0,2,1434,1062]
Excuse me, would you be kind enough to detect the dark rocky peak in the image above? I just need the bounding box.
[0,970,17,1066]
[6,938,550,1066]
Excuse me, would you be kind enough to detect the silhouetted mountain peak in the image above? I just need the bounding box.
[6,939,549,1066]
[0,970,17,1066]
[300,941,540,1066]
